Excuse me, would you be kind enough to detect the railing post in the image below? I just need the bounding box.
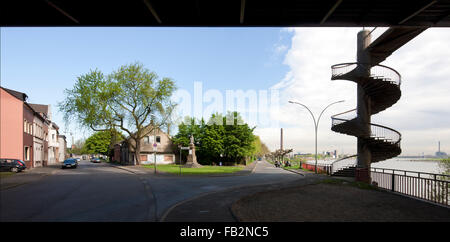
[391,172,395,192]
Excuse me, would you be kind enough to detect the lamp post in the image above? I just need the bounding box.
[289,100,345,173]
[149,114,157,174]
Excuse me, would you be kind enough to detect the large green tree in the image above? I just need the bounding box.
[173,112,255,165]
[59,62,176,165]
[222,112,255,164]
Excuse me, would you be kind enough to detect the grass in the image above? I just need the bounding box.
[0,172,16,179]
[141,164,244,175]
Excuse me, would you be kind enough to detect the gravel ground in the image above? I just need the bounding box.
[231,182,450,222]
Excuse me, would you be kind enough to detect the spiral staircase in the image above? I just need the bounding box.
[330,63,402,176]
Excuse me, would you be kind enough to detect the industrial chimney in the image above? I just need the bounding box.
[280,128,283,150]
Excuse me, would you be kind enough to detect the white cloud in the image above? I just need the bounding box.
[257,28,450,156]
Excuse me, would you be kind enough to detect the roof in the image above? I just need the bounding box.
[2,0,450,27]
[28,103,49,116]
[1,86,28,101]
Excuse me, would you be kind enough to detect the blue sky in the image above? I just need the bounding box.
[1,27,291,140]
[2,27,449,155]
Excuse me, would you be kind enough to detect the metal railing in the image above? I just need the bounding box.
[331,109,401,146]
[371,167,449,207]
[370,123,401,146]
[331,63,359,79]
[331,62,401,86]
[330,155,357,174]
[369,64,402,86]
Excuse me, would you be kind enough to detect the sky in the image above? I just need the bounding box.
[1,27,449,156]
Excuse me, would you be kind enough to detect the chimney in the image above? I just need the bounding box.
[280,128,283,150]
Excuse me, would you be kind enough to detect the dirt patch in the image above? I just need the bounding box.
[232,182,450,222]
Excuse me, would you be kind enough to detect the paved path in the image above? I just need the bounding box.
[162,167,319,222]
[232,180,450,222]
[0,159,301,221]
[141,159,303,221]
[1,161,151,221]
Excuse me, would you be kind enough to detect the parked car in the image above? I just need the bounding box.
[75,158,81,162]
[91,157,101,163]
[62,158,78,169]
[0,158,26,172]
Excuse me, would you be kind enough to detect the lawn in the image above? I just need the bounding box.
[141,164,244,175]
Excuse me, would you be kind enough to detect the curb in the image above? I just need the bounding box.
[282,167,306,176]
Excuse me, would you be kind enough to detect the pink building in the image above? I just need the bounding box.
[0,87,27,160]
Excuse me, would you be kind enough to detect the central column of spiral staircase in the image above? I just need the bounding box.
[330,30,402,183]
[356,30,372,182]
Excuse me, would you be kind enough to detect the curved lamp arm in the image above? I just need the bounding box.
[288,101,317,128]
[317,100,345,126]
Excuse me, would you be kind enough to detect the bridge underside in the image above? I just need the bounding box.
[2,0,450,27]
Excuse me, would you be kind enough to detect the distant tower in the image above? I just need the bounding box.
[280,128,283,150]
[438,141,441,153]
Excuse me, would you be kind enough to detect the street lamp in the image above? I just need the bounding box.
[288,100,345,173]
[149,114,157,174]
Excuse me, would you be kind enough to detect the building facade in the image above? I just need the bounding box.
[29,103,51,166]
[57,135,67,162]
[48,122,60,164]
[31,108,46,167]
[0,87,25,160]
[113,126,176,165]
[1,87,65,168]
[23,103,35,168]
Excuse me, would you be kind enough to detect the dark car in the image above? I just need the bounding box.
[0,158,26,172]
[91,158,101,163]
[62,159,78,169]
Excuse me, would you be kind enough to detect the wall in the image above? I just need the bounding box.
[33,114,45,167]
[23,104,34,167]
[0,88,23,159]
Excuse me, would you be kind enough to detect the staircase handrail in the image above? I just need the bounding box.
[331,62,401,86]
[370,122,402,146]
[330,154,357,174]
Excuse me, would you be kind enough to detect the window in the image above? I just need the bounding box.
[24,120,27,133]
[24,146,30,161]
[156,136,161,143]
[144,136,150,144]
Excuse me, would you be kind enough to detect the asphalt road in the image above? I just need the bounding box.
[0,159,302,222]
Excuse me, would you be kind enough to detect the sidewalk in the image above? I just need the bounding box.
[162,171,450,222]
[231,177,450,222]
[0,164,61,191]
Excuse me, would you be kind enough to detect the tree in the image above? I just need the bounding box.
[68,139,87,155]
[173,112,255,165]
[59,62,176,165]
[222,112,255,164]
[202,113,226,164]
[84,129,124,156]
[172,117,206,163]
[252,135,270,158]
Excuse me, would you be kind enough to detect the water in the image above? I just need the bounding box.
[371,158,443,174]
[306,157,445,175]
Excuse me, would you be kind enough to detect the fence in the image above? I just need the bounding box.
[371,167,449,207]
[301,162,331,174]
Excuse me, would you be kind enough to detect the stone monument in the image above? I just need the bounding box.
[184,135,202,168]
